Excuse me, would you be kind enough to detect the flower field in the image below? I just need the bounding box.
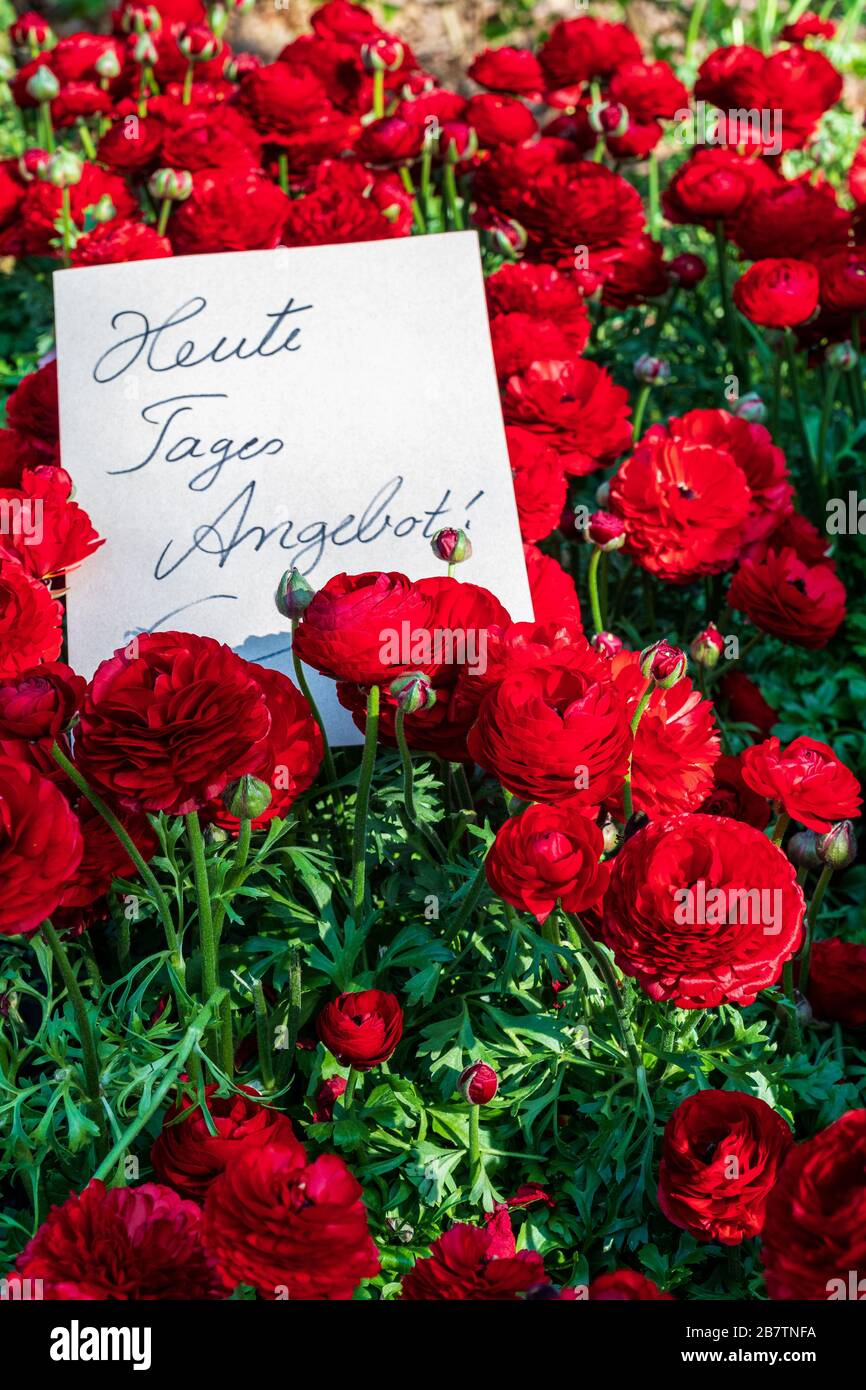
[0,0,865,1320]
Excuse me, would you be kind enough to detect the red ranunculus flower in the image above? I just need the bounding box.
[208,664,322,830]
[762,1109,866,1300]
[740,735,861,831]
[489,311,574,381]
[609,59,689,123]
[316,989,403,1069]
[0,466,103,579]
[806,939,866,1028]
[818,246,866,315]
[485,262,590,352]
[203,1143,380,1299]
[0,559,64,676]
[733,177,850,264]
[283,158,412,244]
[588,1271,674,1300]
[76,631,272,815]
[4,360,58,451]
[609,430,750,582]
[602,813,805,1008]
[468,46,544,96]
[728,546,846,649]
[467,664,631,809]
[19,163,136,257]
[170,170,291,254]
[70,219,173,266]
[400,1221,546,1300]
[13,1180,225,1299]
[465,92,537,146]
[0,756,82,934]
[661,408,793,549]
[0,661,84,740]
[733,258,819,328]
[294,571,435,686]
[485,802,609,923]
[699,752,771,829]
[662,148,781,228]
[538,16,641,90]
[337,577,510,761]
[608,650,720,818]
[502,357,632,476]
[658,1090,793,1244]
[152,1086,301,1200]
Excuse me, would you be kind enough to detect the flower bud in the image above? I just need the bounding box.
[601,816,622,854]
[431,526,472,564]
[731,391,767,423]
[787,829,821,869]
[816,820,857,870]
[18,148,49,182]
[222,774,272,821]
[634,353,670,385]
[639,640,687,688]
[690,623,725,669]
[491,216,527,257]
[120,3,162,34]
[129,32,158,66]
[25,66,59,103]
[147,167,193,201]
[583,509,625,551]
[590,630,623,659]
[12,14,54,48]
[177,23,219,60]
[89,194,117,224]
[203,822,230,846]
[458,1060,498,1105]
[95,47,122,80]
[0,56,15,83]
[668,252,707,289]
[826,340,858,372]
[275,567,315,619]
[389,671,436,714]
[361,37,405,73]
[439,121,478,163]
[45,148,83,188]
[588,100,629,138]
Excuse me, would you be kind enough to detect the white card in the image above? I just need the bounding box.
[53,231,533,742]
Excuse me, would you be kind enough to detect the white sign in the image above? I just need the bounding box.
[53,232,532,742]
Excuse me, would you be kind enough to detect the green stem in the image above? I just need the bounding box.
[394,706,417,824]
[770,811,790,846]
[714,221,746,387]
[42,919,107,1153]
[291,619,337,789]
[587,546,605,633]
[372,68,385,118]
[156,196,172,237]
[632,383,652,441]
[182,63,194,105]
[851,316,866,419]
[277,152,289,196]
[341,1067,359,1109]
[351,685,380,922]
[468,1103,482,1187]
[398,165,426,233]
[798,863,833,997]
[185,812,227,1069]
[647,150,660,240]
[685,0,709,60]
[252,979,275,1092]
[77,120,96,160]
[443,163,462,230]
[91,988,227,1183]
[622,680,654,821]
[817,367,839,501]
